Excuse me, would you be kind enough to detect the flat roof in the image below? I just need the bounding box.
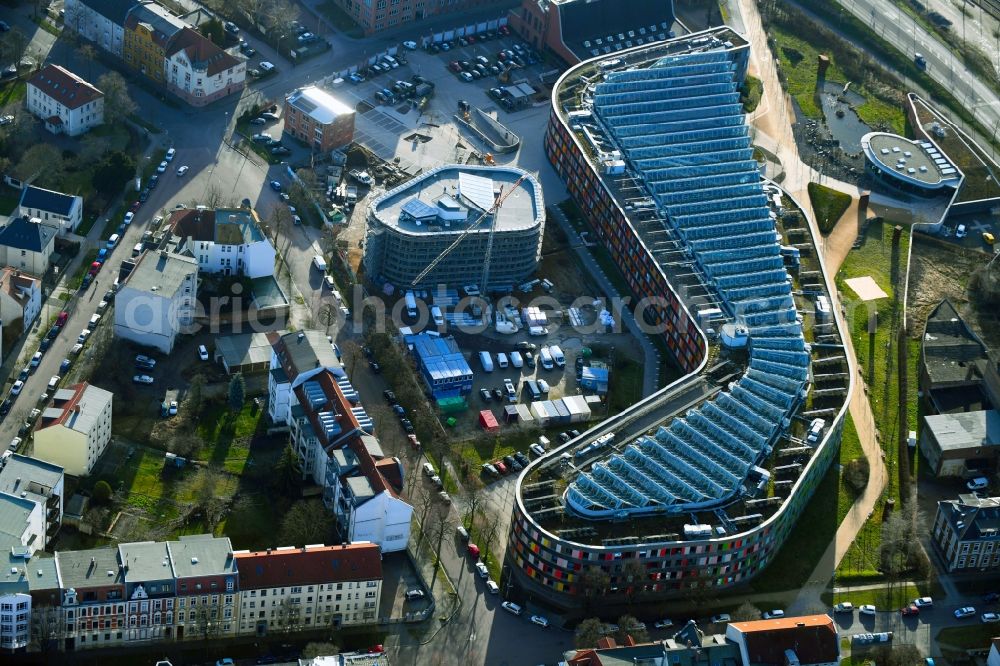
[118,541,173,582]
[124,250,198,295]
[924,409,1000,452]
[862,132,960,188]
[215,331,273,368]
[167,535,236,579]
[371,164,543,235]
[56,546,123,589]
[286,86,354,125]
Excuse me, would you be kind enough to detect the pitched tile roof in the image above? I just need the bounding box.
[0,216,57,253]
[730,615,839,666]
[125,1,186,47]
[167,27,242,77]
[234,543,382,589]
[169,206,216,240]
[28,65,103,110]
[18,184,79,216]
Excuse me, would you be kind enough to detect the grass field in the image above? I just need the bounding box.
[0,185,20,215]
[827,582,924,609]
[809,183,852,235]
[0,79,26,105]
[837,415,864,524]
[936,623,997,650]
[834,220,921,579]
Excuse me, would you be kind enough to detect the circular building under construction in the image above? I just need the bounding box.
[362,165,544,291]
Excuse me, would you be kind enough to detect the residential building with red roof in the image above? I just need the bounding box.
[165,27,245,107]
[26,64,104,136]
[33,382,113,476]
[726,615,840,666]
[233,543,382,634]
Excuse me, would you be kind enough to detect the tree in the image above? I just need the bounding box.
[616,615,649,644]
[92,480,113,504]
[732,601,762,622]
[199,18,227,47]
[278,499,335,546]
[266,203,293,254]
[79,132,112,164]
[228,373,246,411]
[0,28,28,66]
[274,442,302,495]
[76,43,97,80]
[92,151,136,197]
[621,559,647,607]
[574,618,604,648]
[96,71,137,125]
[17,144,64,187]
[844,457,870,494]
[185,374,206,418]
[301,642,339,659]
[317,302,336,334]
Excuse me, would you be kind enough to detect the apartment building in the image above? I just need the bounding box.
[0,454,65,552]
[169,206,275,279]
[0,268,42,344]
[122,1,186,83]
[64,0,138,57]
[113,250,198,353]
[933,494,1000,572]
[267,330,346,426]
[33,383,114,477]
[26,65,104,136]
[54,546,127,650]
[17,185,84,235]
[234,543,382,635]
[327,0,500,35]
[165,27,245,106]
[284,87,355,153]
[0,216,57,277]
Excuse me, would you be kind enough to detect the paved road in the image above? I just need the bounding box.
[836,0,1000,155]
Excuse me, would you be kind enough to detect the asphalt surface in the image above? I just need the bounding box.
[836,0,1000,156]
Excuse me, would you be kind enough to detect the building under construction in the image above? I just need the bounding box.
[362,165,544,290]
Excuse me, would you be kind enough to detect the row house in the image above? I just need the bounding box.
[289,369,411,553]
[234,543,382,636]
[933,494,1000,572]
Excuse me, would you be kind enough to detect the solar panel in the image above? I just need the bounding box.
[401,198,439,220]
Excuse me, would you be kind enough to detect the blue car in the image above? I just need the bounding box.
[269,180,282,192]
[96,248,108,262]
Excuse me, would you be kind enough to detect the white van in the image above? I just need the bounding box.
[107,233,120,249]
[496,352,509,369]
[422,462,435,477]
[312,255,328,271]
[431,305,445,326]
[539,347,554,370]
[510,351,524,368]
[88,314,102,330]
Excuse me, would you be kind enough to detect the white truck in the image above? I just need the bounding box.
[479,351,494,372]
[404,291,417,318]
[539,346,554,370]
[549,344,566,368]
[431,305,445,326]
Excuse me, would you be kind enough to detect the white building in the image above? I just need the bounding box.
[0,494,44,559]
[114,250,198,353]
[33,383,114,477]
[0,454,65,552]
[0,216,57,277]
[26,65,104,136]
[289,370,410,553]
[165,27,245,107]
[0,268,42,340]
[267,330,346,426]
[234,543,383,634]
[16,185,84,235]
[63,0,136,58]
[0,586,31,651]
[170,206,275,279]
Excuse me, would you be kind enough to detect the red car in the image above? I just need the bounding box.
[448,61,462,73]
[466,34,476,44]
[407,434,421,450]
[129,200,141,212]
[901,605,919,617]
[497,50,508,61]
[494,461,508,474]
[368,645,384,654]
[56,311,69,326]
[498,25,510,36]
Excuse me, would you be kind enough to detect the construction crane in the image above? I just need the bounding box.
[410,175,527,290]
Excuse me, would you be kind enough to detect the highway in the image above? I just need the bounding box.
[836,0,1000,151]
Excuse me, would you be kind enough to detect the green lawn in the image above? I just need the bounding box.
[834,220,921,580]
[808,182,852,235]
[936,623,998,649]
[608,357,642,415]
[826,582,924,609]
[195,402,265,473]
[0,80,26,105]
[837,415,864,524]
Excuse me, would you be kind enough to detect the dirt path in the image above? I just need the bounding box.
[734,0,889,611]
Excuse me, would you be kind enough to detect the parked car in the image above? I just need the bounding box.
[834,602,854,613]
[10,380,24,396]
[176,165,189,176]
[501,601,522,616]
[968,477,989,491]
[475,562,489,578]
[485,579,499,594]
[763,610,785,620]
[710,614,731,623]
[913,597,934,608]
[901,605,919,617]
[269,180,282,192]
[859,605,877,616]
[530,615,550,628]
[955,606,976,619]
[404,589,424,601]
[133,375,154,385]
[168,401,178,416]
[135,355,157,369]
[250,117,267,125]
[983,612,1000,624]
[156,160,168,173]
[123,211,134,225]
[199,345,209,361]
[402,40,417,50]
[259,61,275,72]
[383,390,397,404]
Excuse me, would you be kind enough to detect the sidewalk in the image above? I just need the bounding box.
[733,0,889,613]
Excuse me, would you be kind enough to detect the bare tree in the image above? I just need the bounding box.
[462,487,485,535]
[732,601,762,622]
[0,28,28,66]
[574,618,604,648]
[266,203,293,257]
[428,509,453,570]
[621,559,647,608]
[339,340,363,376]
[97,71,137,124]
[317,302,336,334]
[616,615,649,644]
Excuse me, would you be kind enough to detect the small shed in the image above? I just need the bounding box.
[478,409,499,432]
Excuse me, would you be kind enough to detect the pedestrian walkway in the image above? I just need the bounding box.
[733,0,889,612]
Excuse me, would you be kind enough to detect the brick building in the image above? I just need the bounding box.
[284,87,355,153]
